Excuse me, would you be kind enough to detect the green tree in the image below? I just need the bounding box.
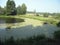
[3,6,7,15]
[0,6,2,15]
[0,6,5,15]
[6,0,17,15]
[43,13,49,17]
[21,3,27,14]
[17,5,22,15]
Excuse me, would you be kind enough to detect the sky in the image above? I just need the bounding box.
[0,0,60,13]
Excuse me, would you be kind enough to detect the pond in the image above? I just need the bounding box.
[0,17,24,29]
[0,17,60,41]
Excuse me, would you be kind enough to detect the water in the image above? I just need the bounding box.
[0,17,60,41]
[0,17,24,29]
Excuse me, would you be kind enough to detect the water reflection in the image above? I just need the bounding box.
[0,17,60,41]
[0,18,24,24]
[0,24,60,41]
[6,18,16,23]
[0,17,24,29]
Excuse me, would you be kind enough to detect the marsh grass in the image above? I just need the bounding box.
[0,33,60,45]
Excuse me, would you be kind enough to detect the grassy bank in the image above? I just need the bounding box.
[18,15,59,25]
[0,15,59,25]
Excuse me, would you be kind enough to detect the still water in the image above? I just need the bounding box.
[0,17,60,41]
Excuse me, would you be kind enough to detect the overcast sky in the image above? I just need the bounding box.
[0,0,60,13]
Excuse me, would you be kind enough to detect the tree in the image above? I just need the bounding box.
[34,9,36,16]
[0,6,5,15]
[0,6,3,15]
[17,3,27,15]
[6,0,17,15]
[21,3,27,14]
[43,13,49,17]
[17,5,22,15]
[3,6,7,15]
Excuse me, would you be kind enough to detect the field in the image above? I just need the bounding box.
[0,15,59,26]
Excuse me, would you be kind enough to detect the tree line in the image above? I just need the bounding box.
[0,0,27,15]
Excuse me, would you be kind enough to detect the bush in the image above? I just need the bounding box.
[0,34,60,45]
[27,34,46,42]
[5,36,15,45]
[54,30,60,40]
[36,14,39,16]
[57,22,60,27]
[43,22,48,24]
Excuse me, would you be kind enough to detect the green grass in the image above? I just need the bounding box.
[18,15,59,25]
[0,15,59,25]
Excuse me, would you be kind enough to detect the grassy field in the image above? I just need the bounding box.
[18,15,59,25]
[0,15,59,26]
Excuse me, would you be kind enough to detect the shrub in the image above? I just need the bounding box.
[57,22,60,27]
[36,14,39,16]
[54,30,60,40]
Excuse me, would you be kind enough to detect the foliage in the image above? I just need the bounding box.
[5,36,15,45]
[43,13,49,17]
[54,30,60,40]
[0,6,5,15]
[57,22,60,27]
[6,0,17,15]
[0,34,60,45]
[17,6,22,15]
[0,0,27,15]
[21,3,27,14]
[17,3,27,15]
[36,13,39,16]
